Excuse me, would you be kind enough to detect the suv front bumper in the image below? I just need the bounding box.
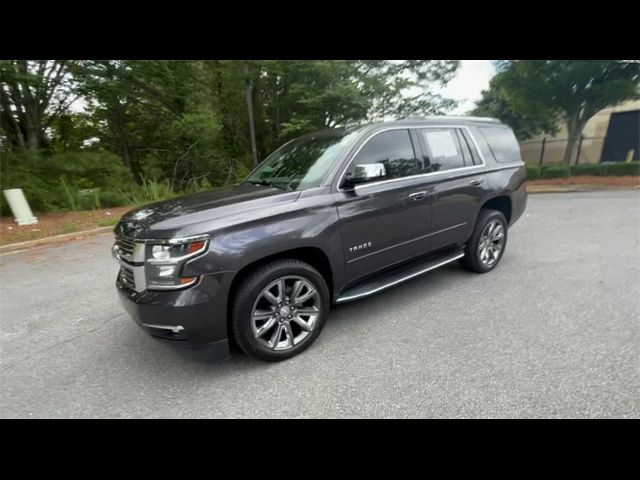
[116,271,234,361]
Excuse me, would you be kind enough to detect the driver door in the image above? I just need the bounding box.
[335,129,435,284]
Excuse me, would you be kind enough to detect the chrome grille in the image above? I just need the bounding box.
[120,265,136,289]
[116,235,136,261]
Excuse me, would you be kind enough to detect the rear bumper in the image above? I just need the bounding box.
[116,271,235,360]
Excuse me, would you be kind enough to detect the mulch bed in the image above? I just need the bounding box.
[0,206,131,246]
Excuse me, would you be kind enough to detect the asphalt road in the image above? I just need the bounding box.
[1,190,639,418]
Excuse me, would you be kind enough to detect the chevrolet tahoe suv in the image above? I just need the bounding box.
[113,117,527,361]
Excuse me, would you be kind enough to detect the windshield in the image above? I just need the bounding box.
[245,131,359,191]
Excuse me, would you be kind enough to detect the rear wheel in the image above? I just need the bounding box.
[462,209,508,273]
[231,259,330,361]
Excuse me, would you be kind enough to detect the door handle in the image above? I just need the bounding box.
[409,191,427,200]
[469,178,482,186]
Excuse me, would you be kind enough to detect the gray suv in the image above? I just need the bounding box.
[113,116,527,361]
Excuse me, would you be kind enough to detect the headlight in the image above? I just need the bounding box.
[144,235,209,290]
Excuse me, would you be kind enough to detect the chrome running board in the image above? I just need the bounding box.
[335,248,465,304]
[142,324,185,333]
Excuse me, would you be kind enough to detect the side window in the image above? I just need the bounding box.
[419,128,465,172]
[455,129,473,166]
[478,126,521,163]
[460,128,481,165]
[351,129,418,180]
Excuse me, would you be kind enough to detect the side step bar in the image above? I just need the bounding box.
[335,248,465,304]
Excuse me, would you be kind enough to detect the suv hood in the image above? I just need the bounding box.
[115,183,299,239]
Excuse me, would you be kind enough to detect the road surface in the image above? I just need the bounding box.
[1,190,639,418]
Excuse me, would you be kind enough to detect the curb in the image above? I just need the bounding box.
[0,226,114,255]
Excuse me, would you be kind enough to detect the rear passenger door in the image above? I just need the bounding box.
[415,127,487,251]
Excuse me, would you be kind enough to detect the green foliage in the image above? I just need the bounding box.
[471,82,559,140]
[526,164,541,179]
[3,60,463,214]
[570,164,609,176]
[606,162,640,176]
[494,61,640,121]
[1,61,81,150]
[59,176,78,210]
[97,190,130,208]
[491,61,640,165]
[98,218,119,227]
[59,223,78,234]
[123,178,178,206]
[541,165,571,179]
[0,151,134,215]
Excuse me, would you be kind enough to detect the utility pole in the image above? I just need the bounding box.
[243,63,258,167]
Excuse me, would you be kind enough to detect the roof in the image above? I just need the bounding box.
[341,115,503,132]
[397,115,502,124]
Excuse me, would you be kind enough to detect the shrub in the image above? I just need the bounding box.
[606,162,640,176]
[98,190,130,208]
[540,162,567,172]
[526,164,541,180]
[570,164,609,176]
[1,150,135,215]
[541,165,570,179]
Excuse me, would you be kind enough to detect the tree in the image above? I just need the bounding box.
[493,61,640,165]
[355,60,459,120]
[471,81,558,140]
[0,60,80,150]
[253,60,459,146]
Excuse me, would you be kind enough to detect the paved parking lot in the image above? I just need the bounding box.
[1,190,639,418]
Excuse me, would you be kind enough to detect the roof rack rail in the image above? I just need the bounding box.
[401,115,501,123]
[336,120,367,130]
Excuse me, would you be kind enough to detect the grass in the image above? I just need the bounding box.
[58,223,78,234]
[98,218,119,227]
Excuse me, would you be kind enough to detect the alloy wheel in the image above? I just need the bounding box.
[478,219,505,267]
[250,276,321,351]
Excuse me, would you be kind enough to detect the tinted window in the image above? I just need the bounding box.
[479,126,521,163]
[460,128,481,165]
[350,129,418,180]
[455,129,472,166]
[419,128,465,172]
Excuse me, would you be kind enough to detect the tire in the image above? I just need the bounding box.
[231,258,330,362]
[462,209,508,273]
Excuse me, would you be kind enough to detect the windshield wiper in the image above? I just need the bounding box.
[245,179,291,191]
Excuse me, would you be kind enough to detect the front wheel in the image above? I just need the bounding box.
[231,259,330,361]
[462,209,508,273]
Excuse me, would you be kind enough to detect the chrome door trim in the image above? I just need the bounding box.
[335,124,488,193]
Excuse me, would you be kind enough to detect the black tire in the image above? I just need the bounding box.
[231,258,330,362]
[462,209,508,273]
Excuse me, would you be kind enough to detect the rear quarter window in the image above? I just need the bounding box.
[479,126,522,164]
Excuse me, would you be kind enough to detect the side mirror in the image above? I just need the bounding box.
[343,163,386,188]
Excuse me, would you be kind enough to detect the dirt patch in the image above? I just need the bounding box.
[528,176,640,187]
[0,206,131,246]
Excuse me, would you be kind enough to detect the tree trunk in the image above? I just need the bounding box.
[563,116,586,166]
